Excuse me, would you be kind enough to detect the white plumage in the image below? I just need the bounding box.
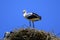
[23,10,41,28]
[23,10,32,18]
[4,31,13,38]
[4,32,10,38]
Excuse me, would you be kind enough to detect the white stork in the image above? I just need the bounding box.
[23,10,41,28]
[4,31,13,38]
[4,32,10,38]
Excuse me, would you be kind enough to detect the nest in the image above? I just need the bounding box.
[4,28,60,40]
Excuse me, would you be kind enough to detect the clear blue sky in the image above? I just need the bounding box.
[0,0,60,38]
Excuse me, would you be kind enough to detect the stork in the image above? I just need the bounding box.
[23,10,41,28]
[4,31,13,38]
[4,32,10,38]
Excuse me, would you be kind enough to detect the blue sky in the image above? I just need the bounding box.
[0,0,60,38]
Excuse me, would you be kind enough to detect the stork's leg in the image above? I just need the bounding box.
[29,20,31,27]
[32,21,34,28]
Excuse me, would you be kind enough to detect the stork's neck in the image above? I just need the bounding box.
[24,12,27,14]
[24,11,27,15]
[23,12,27,17]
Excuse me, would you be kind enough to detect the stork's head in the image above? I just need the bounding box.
[23,10,26,13]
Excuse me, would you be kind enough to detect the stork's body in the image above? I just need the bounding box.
[23,10,41,28]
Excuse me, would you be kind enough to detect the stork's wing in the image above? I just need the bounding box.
[27,13,41,21]
[32,13,41,20]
